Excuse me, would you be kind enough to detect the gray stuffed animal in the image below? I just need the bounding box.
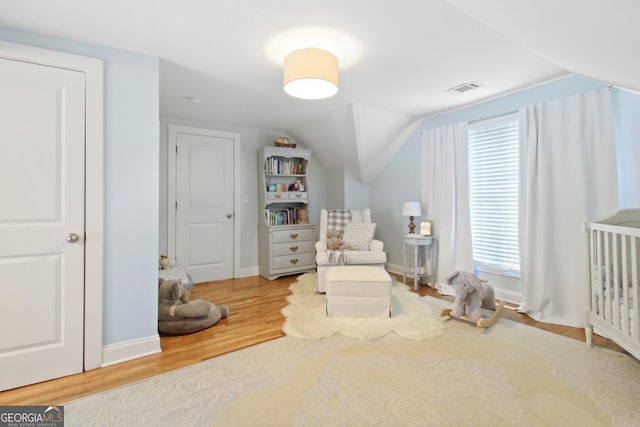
[158,279,229,335]
[446,270,496,321]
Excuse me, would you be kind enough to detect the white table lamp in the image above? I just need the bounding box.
[402,202,422,234]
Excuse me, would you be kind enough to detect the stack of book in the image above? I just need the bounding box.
[265,208,308,225]
[264,158,304,175]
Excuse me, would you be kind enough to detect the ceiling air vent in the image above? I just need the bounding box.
[447,81,481,94]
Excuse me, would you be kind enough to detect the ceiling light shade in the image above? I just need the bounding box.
[283,48,339,100]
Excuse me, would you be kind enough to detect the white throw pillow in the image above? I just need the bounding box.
[342,222,376,250]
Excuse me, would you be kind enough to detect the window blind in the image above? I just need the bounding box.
[468,113,520,276]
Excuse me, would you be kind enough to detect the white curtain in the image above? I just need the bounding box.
[519,88,619,327]
[421,122,473,289]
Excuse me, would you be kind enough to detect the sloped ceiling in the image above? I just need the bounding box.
[1,0,636,182]
[445,0,640,93]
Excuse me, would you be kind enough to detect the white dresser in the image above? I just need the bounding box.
[258,224,316,280]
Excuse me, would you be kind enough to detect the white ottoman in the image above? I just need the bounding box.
[325,266,392,318]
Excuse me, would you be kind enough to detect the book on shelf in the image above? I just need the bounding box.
[264,208,308,226]
[264,157,304,175]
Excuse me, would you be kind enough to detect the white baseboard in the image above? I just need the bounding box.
[101,335,161,367]
[386,263,403,276]
[436,282,456,296]
[388,263,442,292]
[237,266,259,278]
[494,288,522,305]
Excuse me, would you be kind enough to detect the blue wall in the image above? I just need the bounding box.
[0,28,160,345]
[612,88,640,208]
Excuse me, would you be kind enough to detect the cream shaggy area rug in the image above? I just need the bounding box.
[63,299,640,426]
[281,272,444,340]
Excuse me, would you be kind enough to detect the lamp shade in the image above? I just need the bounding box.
[402,202,422,217]
[283,48,339,100]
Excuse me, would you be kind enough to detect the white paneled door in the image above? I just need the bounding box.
[0,57,85,390]
[171,126,236,283]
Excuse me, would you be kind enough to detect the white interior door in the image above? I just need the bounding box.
[172,126,235,283]
[0,57,85,391]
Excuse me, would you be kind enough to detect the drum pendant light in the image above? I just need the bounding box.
[283,47,339,100]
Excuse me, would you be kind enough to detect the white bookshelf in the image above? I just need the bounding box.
[258,146,316,280]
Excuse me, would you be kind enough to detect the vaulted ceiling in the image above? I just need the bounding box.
[2,0,638,182]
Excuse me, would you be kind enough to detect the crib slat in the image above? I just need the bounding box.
[631,237,639,340]
[612,232,620,329]
[596,230,604,317]
[589,229,597,315]
[604,231,612,322]
[621,234,630,336]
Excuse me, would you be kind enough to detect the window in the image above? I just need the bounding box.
[468,113,520,277]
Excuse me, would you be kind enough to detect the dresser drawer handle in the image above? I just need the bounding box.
[274,193,282,199]
[294,193,302,198]
[289,233,298,239]
[290,258,299,265]
[290,246,298,252]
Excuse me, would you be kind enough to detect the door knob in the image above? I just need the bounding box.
[226,213,233,219]
[67,233,80,243]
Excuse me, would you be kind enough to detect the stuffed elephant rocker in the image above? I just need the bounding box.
[158,278,228,335]
[446,270,496,322]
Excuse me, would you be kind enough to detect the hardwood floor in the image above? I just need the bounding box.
[0,272,625,405]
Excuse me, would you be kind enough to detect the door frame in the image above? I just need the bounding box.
[167,124,241,279]
[0,41,104,370]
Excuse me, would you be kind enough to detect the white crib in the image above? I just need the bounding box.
[584,209,640,360]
